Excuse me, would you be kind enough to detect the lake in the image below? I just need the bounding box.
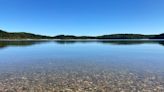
[0,40,164,92]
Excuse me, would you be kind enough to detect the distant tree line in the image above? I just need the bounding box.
[0,29,164,39]
[0,30,51,39]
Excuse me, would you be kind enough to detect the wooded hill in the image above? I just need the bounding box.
[0,29,164,39]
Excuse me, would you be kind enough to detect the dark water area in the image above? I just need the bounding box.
[0,40,164,92]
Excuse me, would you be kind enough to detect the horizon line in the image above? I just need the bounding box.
[1,29,163,37]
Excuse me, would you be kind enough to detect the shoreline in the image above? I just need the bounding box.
[1,39,164,41]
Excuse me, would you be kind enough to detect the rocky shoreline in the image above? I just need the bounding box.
[0,67,163,92]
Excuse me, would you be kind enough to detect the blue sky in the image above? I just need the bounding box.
[0,0,164,36]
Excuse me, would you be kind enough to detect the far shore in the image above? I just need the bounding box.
[1,39,164,41]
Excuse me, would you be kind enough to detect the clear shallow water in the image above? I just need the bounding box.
[0,40,164,92]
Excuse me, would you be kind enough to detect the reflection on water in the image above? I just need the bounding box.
[0,40,164,92]
[0,41,49,49]
[0,40,164,49]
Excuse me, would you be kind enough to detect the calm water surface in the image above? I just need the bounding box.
[0,40,164,92]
